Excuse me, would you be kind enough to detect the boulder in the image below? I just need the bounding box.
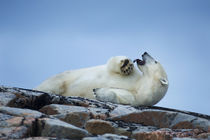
[85,119,115,135]
[37,118,90,139]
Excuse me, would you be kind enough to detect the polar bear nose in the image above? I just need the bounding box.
[143,52,148,55]
[142,52,149,58]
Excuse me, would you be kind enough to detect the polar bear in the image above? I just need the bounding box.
[35,52,168,106]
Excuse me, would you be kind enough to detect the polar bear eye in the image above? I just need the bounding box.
[155,61,158,64]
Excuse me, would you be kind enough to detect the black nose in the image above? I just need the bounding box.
[142,52,148,57]
[144,52,148,55]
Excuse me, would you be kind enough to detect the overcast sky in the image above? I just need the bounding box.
[0,0,210,115]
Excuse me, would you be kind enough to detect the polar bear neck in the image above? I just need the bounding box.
[135,74,168,106]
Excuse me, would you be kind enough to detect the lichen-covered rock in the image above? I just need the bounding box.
[85,119,115,135]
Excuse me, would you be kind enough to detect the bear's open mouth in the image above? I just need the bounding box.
[133,59,145,66]
[133,52,155,66]
[133,52,147,66]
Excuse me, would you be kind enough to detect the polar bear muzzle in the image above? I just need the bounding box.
[133,52,156,66]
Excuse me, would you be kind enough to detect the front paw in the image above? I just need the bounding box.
[120,59,134,75]
[93,88,118,103]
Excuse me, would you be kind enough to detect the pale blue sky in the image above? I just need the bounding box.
[0,0,210,115]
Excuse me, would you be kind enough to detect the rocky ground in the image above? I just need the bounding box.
[0,86,209,140]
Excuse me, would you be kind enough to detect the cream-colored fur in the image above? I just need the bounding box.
[35,52,168,106]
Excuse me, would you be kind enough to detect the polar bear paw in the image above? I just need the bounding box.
[120,59,134,75]
[93,88,119,103]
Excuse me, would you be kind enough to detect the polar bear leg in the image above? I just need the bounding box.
[93,88,135,105]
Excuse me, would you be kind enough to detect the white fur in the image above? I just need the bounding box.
[35,54,168,106]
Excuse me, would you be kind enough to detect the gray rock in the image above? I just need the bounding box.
[40,104,88,115]
[0,92,16,106]
[38,118,90,139]
[0,126,28,139]
[0,106,43,118]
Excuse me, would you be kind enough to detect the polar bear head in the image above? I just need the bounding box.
[134,52,168,86]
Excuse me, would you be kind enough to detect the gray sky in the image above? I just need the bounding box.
[0,0,210,115]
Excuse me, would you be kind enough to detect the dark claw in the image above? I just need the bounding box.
[121,59,129,68]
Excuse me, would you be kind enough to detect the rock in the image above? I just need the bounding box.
[0,126,28,139]
[170,113,210,131]
[0,110,36,139]
[0,106,43,118]
[37,118,90,139]
[0,86,210,140]
[0,86,116,110]
[5,116,23,127]
[110,120,157,137]
[110,110,210,131]
[111,110,177,128]
[40,104,109,127]
[85,119,115,135]
[196,132,210,139]
[0,92,16,106]
[132,128,209,140]
[40,104,109,119]
[54,112,90,128]
[83,133,131,140]
[39,104,88,115]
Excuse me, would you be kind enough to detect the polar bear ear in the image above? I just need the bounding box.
[160,78,168,86]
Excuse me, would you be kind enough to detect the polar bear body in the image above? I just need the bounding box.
[35,53,168,106]
[36,56,139,97]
